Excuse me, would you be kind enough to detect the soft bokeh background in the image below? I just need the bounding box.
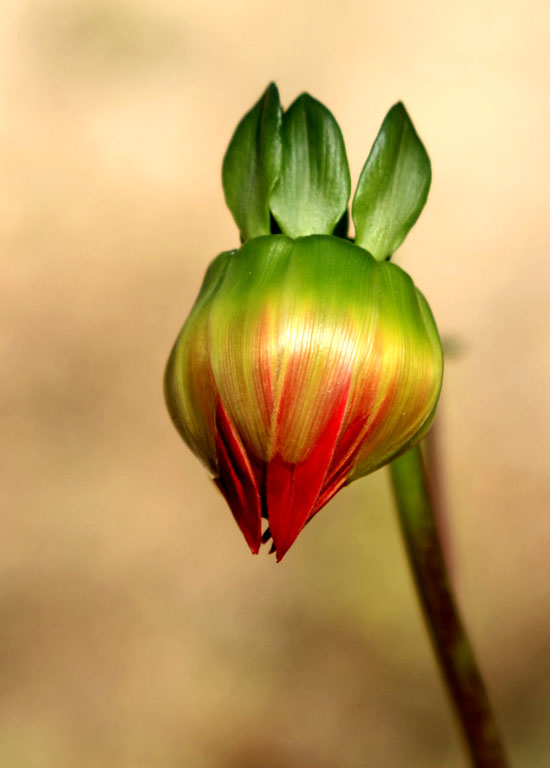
[2,0,549,766]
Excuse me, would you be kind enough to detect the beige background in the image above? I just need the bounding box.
[2,0,549,766]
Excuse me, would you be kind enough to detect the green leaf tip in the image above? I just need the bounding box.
[352,101,431,261]
[270,93,351,238]
[222,83,282,241]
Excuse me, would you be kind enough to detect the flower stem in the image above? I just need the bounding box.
[389,445,510,768]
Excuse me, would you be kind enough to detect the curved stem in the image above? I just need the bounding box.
[389,445,510,768]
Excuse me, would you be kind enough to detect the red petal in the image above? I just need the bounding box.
[311,377,400,516]
[266,387,349,561]
[214,403,262,554]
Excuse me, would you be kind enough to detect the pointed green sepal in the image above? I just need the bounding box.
[270,94,351,238]
[352,102,431,260]
[222,83,282,241]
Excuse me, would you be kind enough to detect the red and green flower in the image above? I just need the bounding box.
[165,84,443,560]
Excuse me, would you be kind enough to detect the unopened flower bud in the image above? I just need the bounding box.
[165,85,443,560]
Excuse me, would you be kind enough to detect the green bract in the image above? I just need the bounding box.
[222,83,281,240]
[352,102,431,259]
[269,94,350,237]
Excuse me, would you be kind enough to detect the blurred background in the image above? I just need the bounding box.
[2,0,549,766]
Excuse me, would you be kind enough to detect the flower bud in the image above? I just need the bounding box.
[165,85,443,560]
[165,235,442,560]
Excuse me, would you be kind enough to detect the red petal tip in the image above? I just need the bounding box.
[267,386,350,560]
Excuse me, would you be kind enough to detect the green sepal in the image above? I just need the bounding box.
[352,102,431,261]
[270,94,351,238]
[222,83,282,241]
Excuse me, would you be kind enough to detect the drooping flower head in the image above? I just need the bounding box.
[165,84,443,560]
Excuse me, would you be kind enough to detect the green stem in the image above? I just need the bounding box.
[389,445,509,768]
